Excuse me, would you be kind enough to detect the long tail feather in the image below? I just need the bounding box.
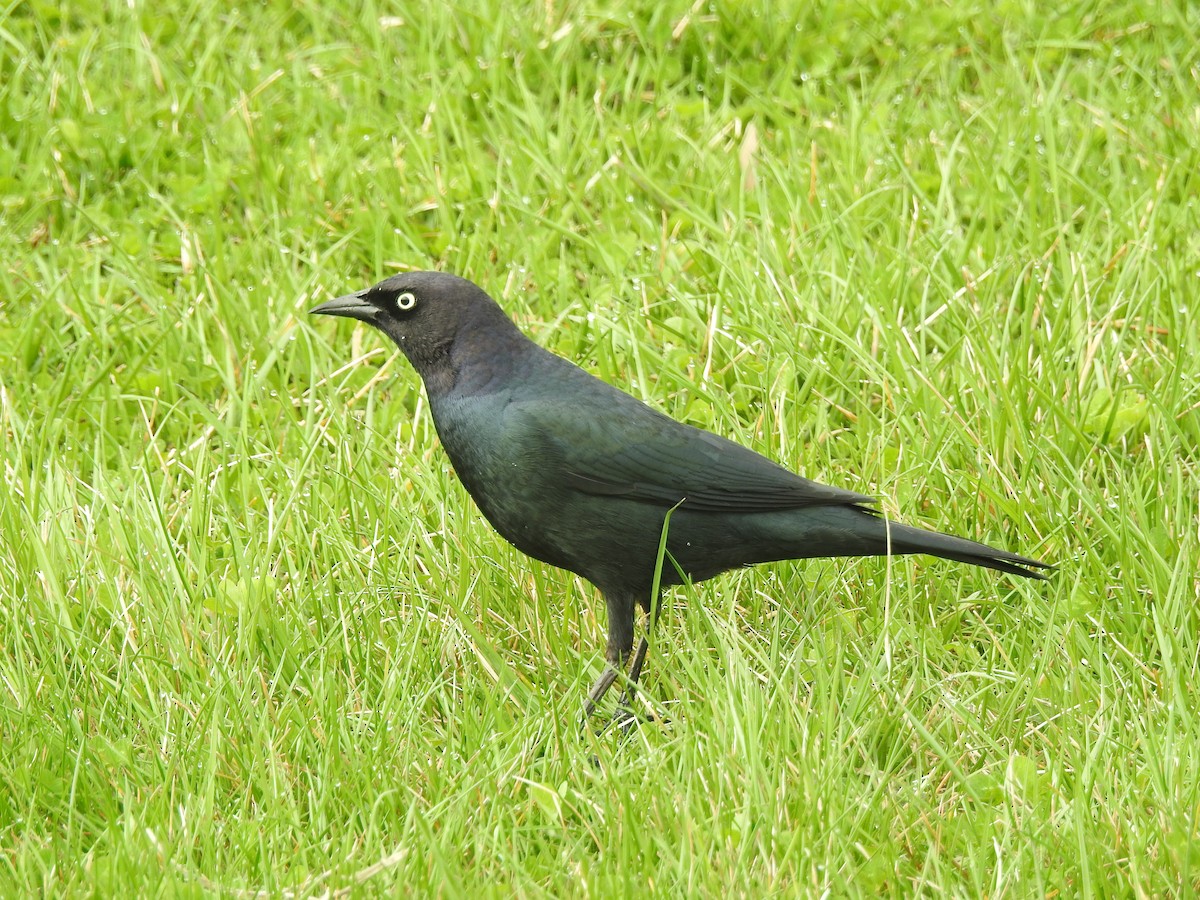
[882,520,1053,579]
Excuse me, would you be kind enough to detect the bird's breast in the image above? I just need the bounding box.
[428,393,573,566]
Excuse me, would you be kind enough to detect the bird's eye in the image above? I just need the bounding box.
[395,291,417,311]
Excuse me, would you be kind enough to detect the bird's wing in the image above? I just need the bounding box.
[515,395,874,514]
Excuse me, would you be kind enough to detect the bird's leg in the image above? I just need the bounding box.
[623,637,651,691]
[610,637,650,731]
[581,591,636,725]
[614,589,663,728]
[583,666,620,720]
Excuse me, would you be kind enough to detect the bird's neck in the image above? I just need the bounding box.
[419,306,535,398]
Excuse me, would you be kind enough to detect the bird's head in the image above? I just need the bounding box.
[310,271,514,380]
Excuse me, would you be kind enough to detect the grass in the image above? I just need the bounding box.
[1,0,1198,894]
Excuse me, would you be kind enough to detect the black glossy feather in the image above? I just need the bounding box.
[311,271,1053,718]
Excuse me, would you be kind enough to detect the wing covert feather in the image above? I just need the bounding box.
[511,397,873,514]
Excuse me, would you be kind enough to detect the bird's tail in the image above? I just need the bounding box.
[880,518,1052,579]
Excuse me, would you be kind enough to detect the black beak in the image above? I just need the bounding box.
[309,291,377,322]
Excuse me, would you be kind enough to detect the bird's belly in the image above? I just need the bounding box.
[433,414,574,566]
[444,445,667,584]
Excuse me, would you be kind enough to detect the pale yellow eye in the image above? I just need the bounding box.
[396,291,417,311]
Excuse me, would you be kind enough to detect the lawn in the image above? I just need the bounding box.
[2,0,1198,895]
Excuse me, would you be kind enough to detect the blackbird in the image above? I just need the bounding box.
[311,272,1050,723]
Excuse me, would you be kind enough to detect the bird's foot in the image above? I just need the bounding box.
[612,704,639,735]
[609,701,669,735]
[581,702,662,738]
